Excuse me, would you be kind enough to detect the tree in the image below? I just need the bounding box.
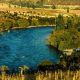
[66,17,73,29]
[48,28,80,51]
[17,19,29,28]
[31,18,39,26]
[36,1,42,8]
[39,60,53,66]
[1,23,5,31]
[58,58,67,70]
[56,14,65,30]
[4,21,13,30]
[19,65,29,75]
[8,3,11,8]
[67,7,69,13]
[28,17,32,26]
[52,5,56,9]
[0,65,9,80]
[38,60,54,71]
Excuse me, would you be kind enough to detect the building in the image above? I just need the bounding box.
[63,49,73,56]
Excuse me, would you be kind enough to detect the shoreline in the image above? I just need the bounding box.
[11,25,55,29]
[0,25,55,33]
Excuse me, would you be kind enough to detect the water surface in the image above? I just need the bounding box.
[0,27,60,69]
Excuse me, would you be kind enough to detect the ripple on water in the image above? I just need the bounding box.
[0,27,60,69]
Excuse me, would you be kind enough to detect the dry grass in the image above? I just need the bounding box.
[0,70,80,80]
[36,70,80,80]
[0,3,80,17]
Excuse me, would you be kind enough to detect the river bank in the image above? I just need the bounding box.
[0,25,55,34]
[11,25,55,29]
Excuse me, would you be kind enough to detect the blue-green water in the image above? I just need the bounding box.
[0,27,59,69]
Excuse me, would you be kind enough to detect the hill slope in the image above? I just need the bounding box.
[0,0,80,5]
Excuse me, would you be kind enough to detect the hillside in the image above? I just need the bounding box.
[0,0,80,5]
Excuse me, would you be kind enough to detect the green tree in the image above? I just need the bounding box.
[0,65,9,80]
[48,29,80,51]
[67,7,69,13]
[19,65,29,75]
[8,3,11,8]
[31,18,39,26]
[1,23,5,31]
[39,60,53,66]
[66,17,73,29]
[4,21,13,30]
[52,5,56,9]
[18,19,29,28]
[56,14,65,30]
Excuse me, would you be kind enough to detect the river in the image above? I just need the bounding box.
[0,27,60,69]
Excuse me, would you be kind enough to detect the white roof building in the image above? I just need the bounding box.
[63,49,73,56]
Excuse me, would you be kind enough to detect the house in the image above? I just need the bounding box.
[63,49,74,56]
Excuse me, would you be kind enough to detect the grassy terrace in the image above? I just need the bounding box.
[0,3,80,17]
[0,7,80,17]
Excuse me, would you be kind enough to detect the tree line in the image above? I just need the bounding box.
[0,11,56,32]
[48,14,80,51]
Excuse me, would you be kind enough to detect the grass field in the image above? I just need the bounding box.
[0,3,80,18]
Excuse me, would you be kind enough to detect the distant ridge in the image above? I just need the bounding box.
[50,0,80,5]
[0,0,80,5]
